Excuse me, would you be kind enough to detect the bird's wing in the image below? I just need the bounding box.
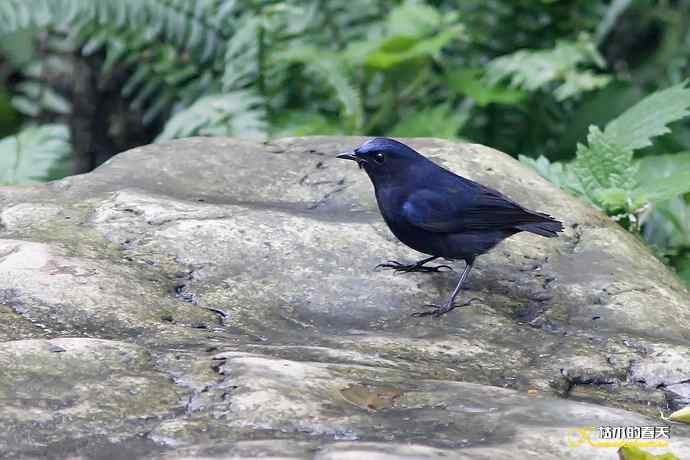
[402,186,555,233]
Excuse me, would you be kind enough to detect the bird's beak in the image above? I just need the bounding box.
[336,151,358,161]
[337,151,366,169]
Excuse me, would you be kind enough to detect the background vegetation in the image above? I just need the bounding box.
[0,0,689,287]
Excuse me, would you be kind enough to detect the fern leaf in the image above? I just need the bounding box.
[12,82,71,116]
[519,155,579,192]
[155,91,266,141]
[278,46,363,131]
[222,14,261,91]
[0,124,71,185]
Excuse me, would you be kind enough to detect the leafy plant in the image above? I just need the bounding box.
[389,103,468,138]
[447,69,526,108]
[638,152,690,286]
[617,445,680,460]
[156,92,266,141]
[520,83,690,286]
[277,46,364,132]
[521,82,690,227]
[0,0,631,154]
[0,124,71,185]
[487,35,611,101]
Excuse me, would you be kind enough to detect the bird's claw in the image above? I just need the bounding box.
[411,298,481,318]
[410,304,450,318]
[375,260,453,274]
[374,260,403,270]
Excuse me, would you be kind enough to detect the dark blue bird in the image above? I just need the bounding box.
[337,137,563,318]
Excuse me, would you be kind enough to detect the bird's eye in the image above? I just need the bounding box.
[373,152,385,164]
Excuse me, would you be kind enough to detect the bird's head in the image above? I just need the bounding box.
[337,138,424,181]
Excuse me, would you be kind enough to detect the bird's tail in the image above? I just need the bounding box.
[517,213,563,238]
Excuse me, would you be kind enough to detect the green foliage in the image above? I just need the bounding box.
[0,0,620,149]
[271,111,344,137]
[0,124,71,185]
[553,82,643,159]
[0,89,21,138]
[487,35,611,101]
[521,84,690,286]
[573,125,638,212]
[155,91,266,141]
[12,81,71,117]
[447,69,526,107]
[618,445,680,460]
[523,83,690,223]
[517,155,581,193]
[359,0,463,72]
[677,254,690,287]
[0,0,266,135]
[365,27,463,70]
[389,103,467,139]
[605,82,690,151]
[277,46,363,131]
[639,152,690,286]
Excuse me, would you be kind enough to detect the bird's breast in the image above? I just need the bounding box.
[373,186,438,255]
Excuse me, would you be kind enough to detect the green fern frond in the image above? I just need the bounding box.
[277,46,364,131]
[0,124,71,185]
[155,91,267,141]
[12,82,71,117]
[0,0,245,125]
[0,0,238,70]
[222,13,262,91]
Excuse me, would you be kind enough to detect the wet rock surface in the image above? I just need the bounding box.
[0,137,689,459]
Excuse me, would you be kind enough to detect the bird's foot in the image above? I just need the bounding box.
[411,303,455,318]
[411,298,481,318]
[375,260,453,274]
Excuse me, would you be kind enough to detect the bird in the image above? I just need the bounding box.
[337,137,563,318]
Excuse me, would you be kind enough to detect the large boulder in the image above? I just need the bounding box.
[1,137,688,459]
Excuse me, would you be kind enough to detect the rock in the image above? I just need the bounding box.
[1,137,689,459]
[0,338,184,458]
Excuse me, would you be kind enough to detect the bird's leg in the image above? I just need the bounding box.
[375,256,453,273]
[412,260,475,318]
